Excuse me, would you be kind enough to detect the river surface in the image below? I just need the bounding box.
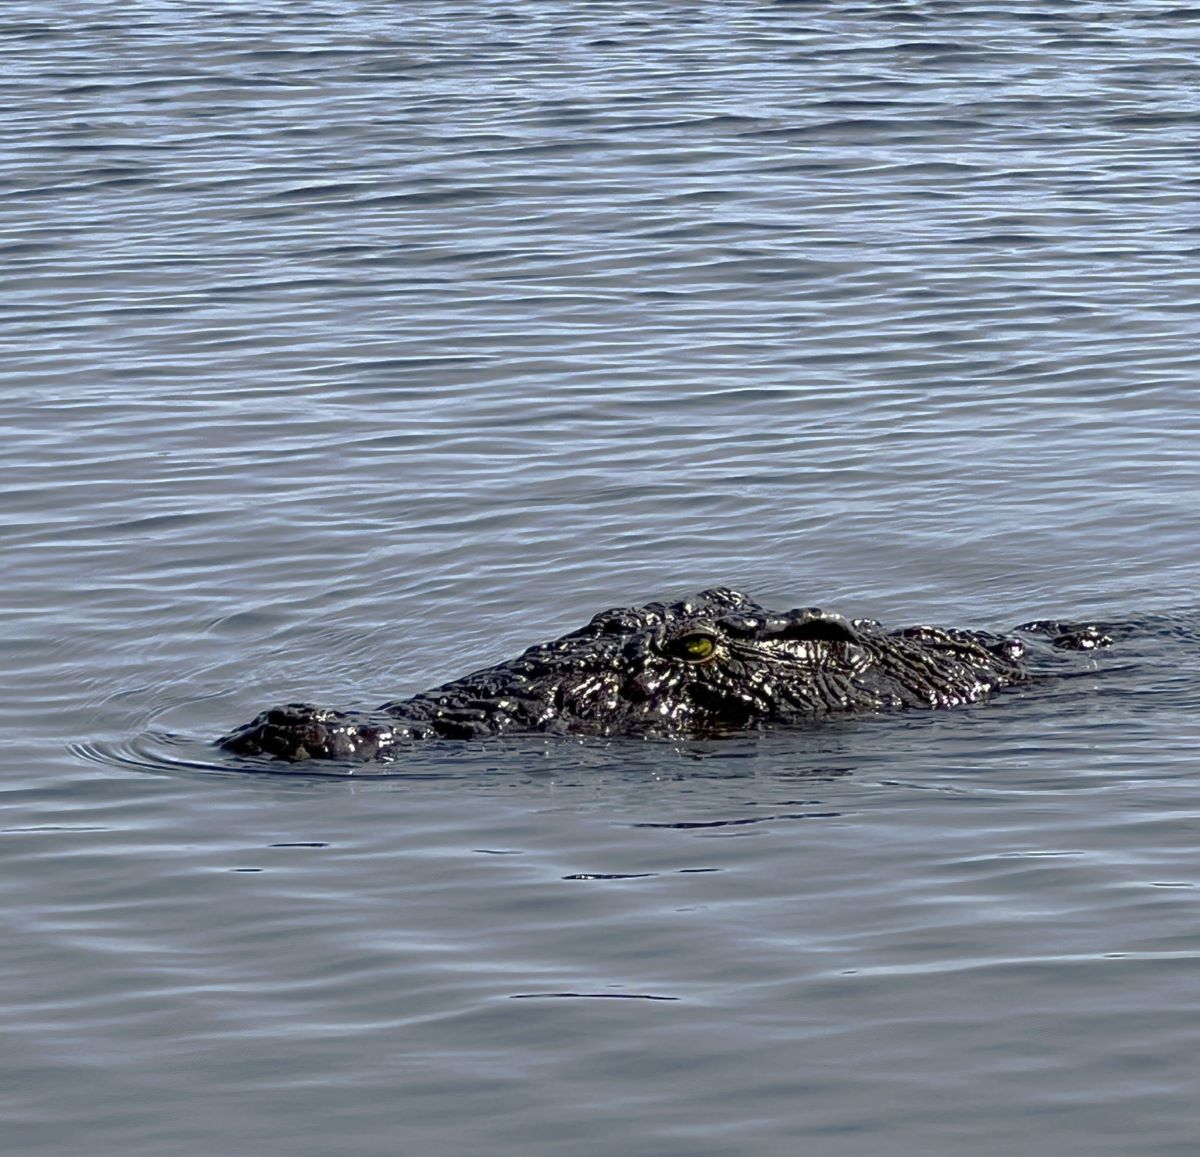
[5,3,1200,1155]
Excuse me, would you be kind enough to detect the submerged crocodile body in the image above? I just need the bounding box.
[220,588,1111,763]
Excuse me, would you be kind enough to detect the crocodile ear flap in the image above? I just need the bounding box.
[779,618,861,646]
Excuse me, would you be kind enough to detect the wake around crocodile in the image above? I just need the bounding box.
[219,587,1113,763]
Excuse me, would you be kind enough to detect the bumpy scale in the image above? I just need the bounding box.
[220,588,1107,762]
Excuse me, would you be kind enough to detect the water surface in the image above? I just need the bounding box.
[5,3,1200,1155]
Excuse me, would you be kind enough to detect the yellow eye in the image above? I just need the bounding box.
[670,632,717,662]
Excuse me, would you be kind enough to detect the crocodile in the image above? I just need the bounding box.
[219,587,1111,763]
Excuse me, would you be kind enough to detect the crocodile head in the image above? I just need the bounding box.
[221,587,1028,760]
[398,586,1020,738]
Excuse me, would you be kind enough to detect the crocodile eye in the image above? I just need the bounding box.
[666,632,718,663]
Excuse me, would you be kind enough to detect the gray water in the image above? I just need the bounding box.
[5,3,1200,1154]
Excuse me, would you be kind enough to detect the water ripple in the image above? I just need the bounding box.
[7,3,1200,1155]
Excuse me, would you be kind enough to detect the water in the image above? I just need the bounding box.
[5,2,1200,1153]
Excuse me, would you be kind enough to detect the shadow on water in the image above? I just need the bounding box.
[70,724,866,786]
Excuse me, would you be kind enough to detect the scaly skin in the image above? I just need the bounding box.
[219,587,1108,762]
